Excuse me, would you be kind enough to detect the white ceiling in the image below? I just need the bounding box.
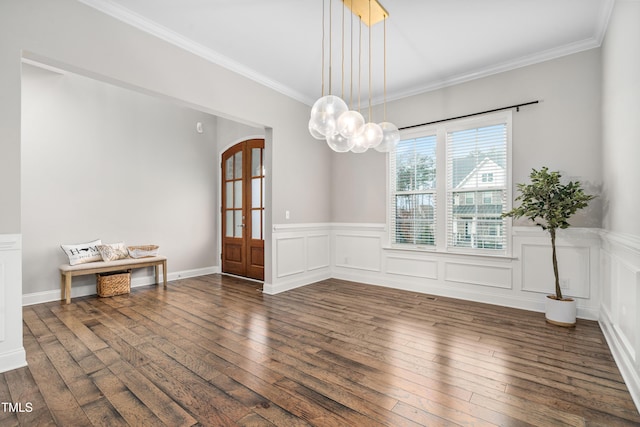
[79,0,613,106]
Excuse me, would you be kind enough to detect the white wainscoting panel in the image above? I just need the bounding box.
[275,236,306,278]
[0,262,5,342]
[0,234,26,372]
[265,224,332,294]
[521,244,591,298]
[334,234,382,272]
[599,230,640,412]
[600,248,612,311]
[307,234,330,271]
[615,261,638,360]
[512,227,600,318]
[444,261,512,289]
[386,255,438,280]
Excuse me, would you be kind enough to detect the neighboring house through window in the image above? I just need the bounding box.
[389,111,512,254]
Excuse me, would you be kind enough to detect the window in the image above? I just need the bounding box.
[390,135,437,246]
[389,112,511,254]
[464,192,475,205]
[481,173,494,183]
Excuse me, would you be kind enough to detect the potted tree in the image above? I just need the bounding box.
[503,167,595,327]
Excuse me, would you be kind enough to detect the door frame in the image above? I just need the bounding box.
[218,135,267,282]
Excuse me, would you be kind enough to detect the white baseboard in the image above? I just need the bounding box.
[22,265,219,306]
[263,269,331,295]
[168,266,219,281]
[0,348,27,373]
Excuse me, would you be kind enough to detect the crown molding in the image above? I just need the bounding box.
[78,0,614,108]
[77,0,314,105]
[384,0,615,104]
[385,36,606,105]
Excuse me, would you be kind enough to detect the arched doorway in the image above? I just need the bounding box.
[221,139,265,280]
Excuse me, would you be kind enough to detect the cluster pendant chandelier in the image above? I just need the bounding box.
[308,0,400,153]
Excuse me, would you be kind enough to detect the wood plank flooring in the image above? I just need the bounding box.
[2,274,639,426]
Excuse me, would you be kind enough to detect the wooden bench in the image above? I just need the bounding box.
[59,256,167,304]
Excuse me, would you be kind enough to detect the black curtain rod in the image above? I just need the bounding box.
[398,100,540,131]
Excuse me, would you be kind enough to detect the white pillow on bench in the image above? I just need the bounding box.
[61,239,102,266]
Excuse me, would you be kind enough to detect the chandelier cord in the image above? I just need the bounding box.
[358,16,362,112]
[321,0,325,97]
[368,0,372,122]
[341,0,345,99]
[383,14,387,121]
[349,1,354,107]
[328,0,332,94]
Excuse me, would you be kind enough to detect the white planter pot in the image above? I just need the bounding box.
[545,295,576,327]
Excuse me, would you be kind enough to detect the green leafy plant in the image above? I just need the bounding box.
[502,167,595,300]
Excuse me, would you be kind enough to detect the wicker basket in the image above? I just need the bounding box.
[127,245,159,258]
[96,270,131,297]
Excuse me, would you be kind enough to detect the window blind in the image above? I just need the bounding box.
[390,134,437,246]
[446,123,508,251]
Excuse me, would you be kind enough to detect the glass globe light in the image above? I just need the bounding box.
[374,122,400,152]
[309,95,348,137]
[361,122,383,149]
[327,132,356,153]
[350,132,369,153]
[337,110,365,138]
[308,119,326,140]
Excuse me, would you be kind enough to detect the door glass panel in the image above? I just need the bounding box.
[234,152,242,179]
[251,178,261,208]
[234,181,242,208]
[225,157,234,180]
[252,148,261,176]
[252,210,261,239]
[234,211,243,237]
[225,182,233,209]
[225,211,234,237]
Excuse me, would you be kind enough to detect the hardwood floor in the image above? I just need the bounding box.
[2,274,639,426]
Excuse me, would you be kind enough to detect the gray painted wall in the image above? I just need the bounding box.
[21,64,219,294]
[331,49,603,228]
[216,116,264,153]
